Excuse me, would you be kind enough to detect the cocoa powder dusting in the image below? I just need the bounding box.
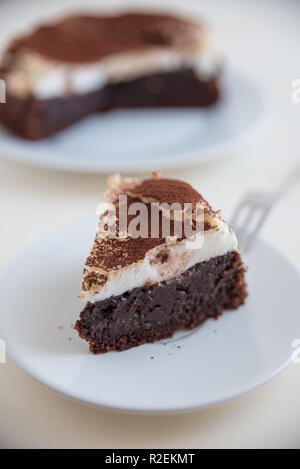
[86,176,216,271]
[7,13,202,64]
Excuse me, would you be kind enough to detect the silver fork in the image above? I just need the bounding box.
[230,166,300,253]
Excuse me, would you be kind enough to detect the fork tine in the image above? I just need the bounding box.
[235,205,259,252]
[230,200,248,229]
[231,196,271,253]
[242,205,271,253]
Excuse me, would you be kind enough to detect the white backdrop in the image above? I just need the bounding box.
[0,0,300,449]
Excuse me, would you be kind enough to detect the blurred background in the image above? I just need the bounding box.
[0,0,299,449]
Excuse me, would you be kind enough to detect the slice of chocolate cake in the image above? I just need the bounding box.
[0,12,221,140]
[75,174,247,353]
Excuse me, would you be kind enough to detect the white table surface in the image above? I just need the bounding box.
[0,0,300,449]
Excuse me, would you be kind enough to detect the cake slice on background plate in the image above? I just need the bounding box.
[75,174,247,353]
[0,11,221,139]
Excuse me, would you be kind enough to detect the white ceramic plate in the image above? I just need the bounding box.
[0,69,268,173]
[0,219,299,414]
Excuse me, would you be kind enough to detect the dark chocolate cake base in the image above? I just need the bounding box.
[0,69,220,140]
[75,251,247,354]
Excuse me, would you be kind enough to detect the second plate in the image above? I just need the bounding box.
[0,68,267,173]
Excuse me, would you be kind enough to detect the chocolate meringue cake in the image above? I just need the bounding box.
[75,174,247,353]
[0,11,221,140]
